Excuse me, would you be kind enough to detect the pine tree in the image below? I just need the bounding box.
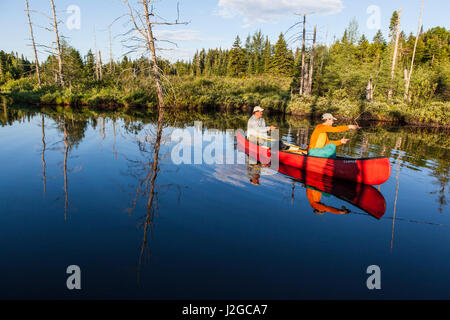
[227,35,246,77]
[389,11,399,41]
[270,33,294,76]
[84,50,95,80]
[262,36,272,73]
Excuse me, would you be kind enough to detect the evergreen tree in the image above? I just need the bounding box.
[270,33,294,76]
[227,35,246,77]
[262,36,272,73]
[84,50,95,80]
[389,11,399,41]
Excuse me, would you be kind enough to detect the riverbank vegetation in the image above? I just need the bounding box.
[0,10,448,125]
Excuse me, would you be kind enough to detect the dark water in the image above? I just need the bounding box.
[0,104,449,299]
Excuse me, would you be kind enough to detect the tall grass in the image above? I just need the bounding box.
[1,76,448,126]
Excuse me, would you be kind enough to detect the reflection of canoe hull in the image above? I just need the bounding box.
[278,164,386,219]
[237,130,391,185]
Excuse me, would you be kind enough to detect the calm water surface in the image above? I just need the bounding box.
[0,105,449,299]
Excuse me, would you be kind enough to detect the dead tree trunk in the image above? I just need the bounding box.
[366,76,373,101]
[109,25,114,74]
[405,0,424,101]
[126,0,187,111]
[403,69,409,99]
[142,1,165,110]
[50,0,64,87]
[98,50,103,80]
[303,63,309,95]
[388,8,401,100]
[94,27,99,80]
[299,14,306,95]
[25,0,41,88]
[306,25,317,95]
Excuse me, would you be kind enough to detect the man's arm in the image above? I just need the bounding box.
[323,125,350,133]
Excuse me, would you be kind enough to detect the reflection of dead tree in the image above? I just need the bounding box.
[41,115,47,195]
[122,0,188,282]
[430,169,449,214]
[2,100,7,124]
[291,181,296,204]
[63,118,69,220]
[125,120,169,282]
[390,136,403,252]
[113,118,118,160]
[124,119,186,282]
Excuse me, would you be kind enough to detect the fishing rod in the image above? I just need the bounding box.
[350,210,447,227]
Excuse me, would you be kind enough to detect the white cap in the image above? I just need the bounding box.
[322,113,337,120]
[253,106,264,113]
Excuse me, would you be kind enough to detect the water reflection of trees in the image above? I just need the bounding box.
[53,114,87,220]
[124,110,176,282]
[4,105,449,214]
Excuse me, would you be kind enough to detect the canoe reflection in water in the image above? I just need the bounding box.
[246,160,386,219]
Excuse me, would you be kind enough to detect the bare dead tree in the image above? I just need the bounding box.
[388,8,401,100]
[94,26,100,80]
[25,0,41,87]
[299,14,306,95]
[99,50,103,79]
[306,25,316,95]
[366,76,373,101]
[124,0,188,114]
[109,25,114,74]
[404,0,424,101]
[49,0,64,87]
[286,13,317,96]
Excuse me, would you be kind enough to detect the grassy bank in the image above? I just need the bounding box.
[1,76,448,126]
[286,95,449,126]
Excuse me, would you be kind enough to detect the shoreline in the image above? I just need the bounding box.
[3,96,449,129]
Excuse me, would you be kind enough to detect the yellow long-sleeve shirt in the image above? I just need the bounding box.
[308,124,350,150]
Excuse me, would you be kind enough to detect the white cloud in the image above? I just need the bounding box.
[218,0,343,23]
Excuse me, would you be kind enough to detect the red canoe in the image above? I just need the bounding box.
[237,129,391,185]
[277,163,386,219]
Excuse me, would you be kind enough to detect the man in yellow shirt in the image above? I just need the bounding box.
[308,113,359,158]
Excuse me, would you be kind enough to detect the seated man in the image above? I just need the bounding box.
[247,106,276,145]
[308,113,359,158]
[247,106,293,151]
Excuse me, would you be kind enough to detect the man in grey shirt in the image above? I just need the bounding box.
[247,106,276,140]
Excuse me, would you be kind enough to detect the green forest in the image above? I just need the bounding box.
[0,11,449,126]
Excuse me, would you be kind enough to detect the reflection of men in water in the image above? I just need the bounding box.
[308,113,359,158]
[247,160,261,185]
[306,187,351,215]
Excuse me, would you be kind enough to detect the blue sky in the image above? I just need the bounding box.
[0,0,448,63]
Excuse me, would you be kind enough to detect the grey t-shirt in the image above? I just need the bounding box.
[247,115,270,137]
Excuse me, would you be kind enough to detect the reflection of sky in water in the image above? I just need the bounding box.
[0,110,449,299]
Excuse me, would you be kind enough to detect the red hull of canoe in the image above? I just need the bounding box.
[278,163,386,219]
[237,130,391,185]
